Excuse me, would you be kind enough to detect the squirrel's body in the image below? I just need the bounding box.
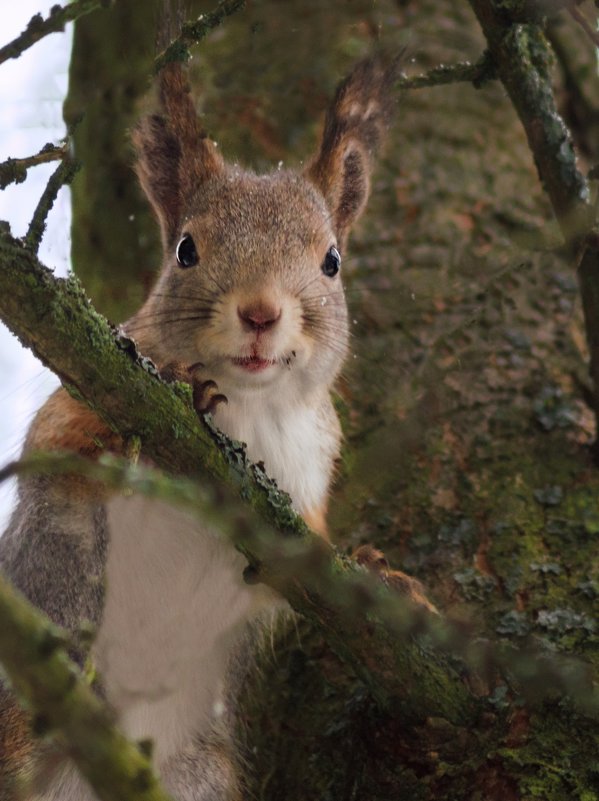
[0,58,401,799]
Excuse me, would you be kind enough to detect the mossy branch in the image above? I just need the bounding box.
[0,571,174,801]
[4,451,599,724]
[0,143,68,191]
[154,0,246,73]
[0,0,104,67]
[468,2,591,232]
[468,0,599,442]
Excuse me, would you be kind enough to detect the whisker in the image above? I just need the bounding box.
[203,272,228,296]
[128,308,215,320]
[294,271,325,298]
[126,315,214,335]
[149,291,221,304]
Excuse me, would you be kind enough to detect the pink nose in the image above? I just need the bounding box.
[237,302,282,333]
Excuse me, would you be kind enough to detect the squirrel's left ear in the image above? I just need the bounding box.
[306,55,402,251]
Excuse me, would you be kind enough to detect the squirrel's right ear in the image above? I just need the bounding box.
[133,63,224,248]
[306,54,401,251]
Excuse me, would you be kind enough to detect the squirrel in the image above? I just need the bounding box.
[0,56,415,800]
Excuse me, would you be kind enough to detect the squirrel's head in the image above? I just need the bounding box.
[130,58,399,398]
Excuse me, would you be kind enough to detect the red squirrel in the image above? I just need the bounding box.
[0,57,406,799]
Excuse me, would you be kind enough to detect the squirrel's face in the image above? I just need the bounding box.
[137,170,349,397]
[131,57,399,397]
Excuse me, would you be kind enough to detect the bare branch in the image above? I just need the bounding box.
[0,0,104,67]
[0,143,68,191]
[397,53,496,91]
[24,156,80,254]
[568,4,599,48]
[154,0,246,73]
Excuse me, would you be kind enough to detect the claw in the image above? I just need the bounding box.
[192,377,228,416]
[353,544,438,614]
[160,361,227,417]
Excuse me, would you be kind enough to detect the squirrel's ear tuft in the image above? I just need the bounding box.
[306,54,402,250]
[133,62,224,248]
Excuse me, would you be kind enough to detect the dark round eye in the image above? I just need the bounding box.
[322,246,341,278]
[176,234,199,268]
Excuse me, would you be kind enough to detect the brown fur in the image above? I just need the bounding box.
[0,692,35,797]
[25,389,121,459]
[306,54,402,250]
[303,505,329,539]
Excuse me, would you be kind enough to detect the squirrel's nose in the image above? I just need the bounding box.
[237,301,282,333]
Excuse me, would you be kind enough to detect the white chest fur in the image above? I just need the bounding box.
[214,390,337,516]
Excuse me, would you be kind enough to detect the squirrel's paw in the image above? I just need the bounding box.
[159,360,195,384]
[160,361,228,416]
[353,544,438,614]
[192,377,228,417]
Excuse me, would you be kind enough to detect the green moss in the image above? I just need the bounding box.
[499,704,599,800]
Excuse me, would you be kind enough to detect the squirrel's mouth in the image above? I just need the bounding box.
[231,355,277,373]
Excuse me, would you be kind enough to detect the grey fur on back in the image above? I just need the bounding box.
[0,477,107,636]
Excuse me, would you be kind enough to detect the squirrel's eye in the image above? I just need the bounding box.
[321,246,341,278]
[176,234,199,268]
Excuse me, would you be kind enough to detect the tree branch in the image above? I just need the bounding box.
[0,0,104,67]
[568,4,599,49]
[24,156,80,254]
[3,447,599,727]
[467,1,599,443]
[0,143,68,191]
[397,53,497,91]
[154,0,246,73]
[469,5,591,233]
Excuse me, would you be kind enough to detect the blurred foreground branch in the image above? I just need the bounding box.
[3,452,599,720]
[0,571,174,801]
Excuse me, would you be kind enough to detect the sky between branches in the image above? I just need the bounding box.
[0,1,72,531]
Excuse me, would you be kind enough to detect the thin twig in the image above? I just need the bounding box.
[154,0,246,73]
[569,5,599,48]
[0,0,103,67]
[397,53,496,91]
[0,143,68,191]
[24,156,80,254]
